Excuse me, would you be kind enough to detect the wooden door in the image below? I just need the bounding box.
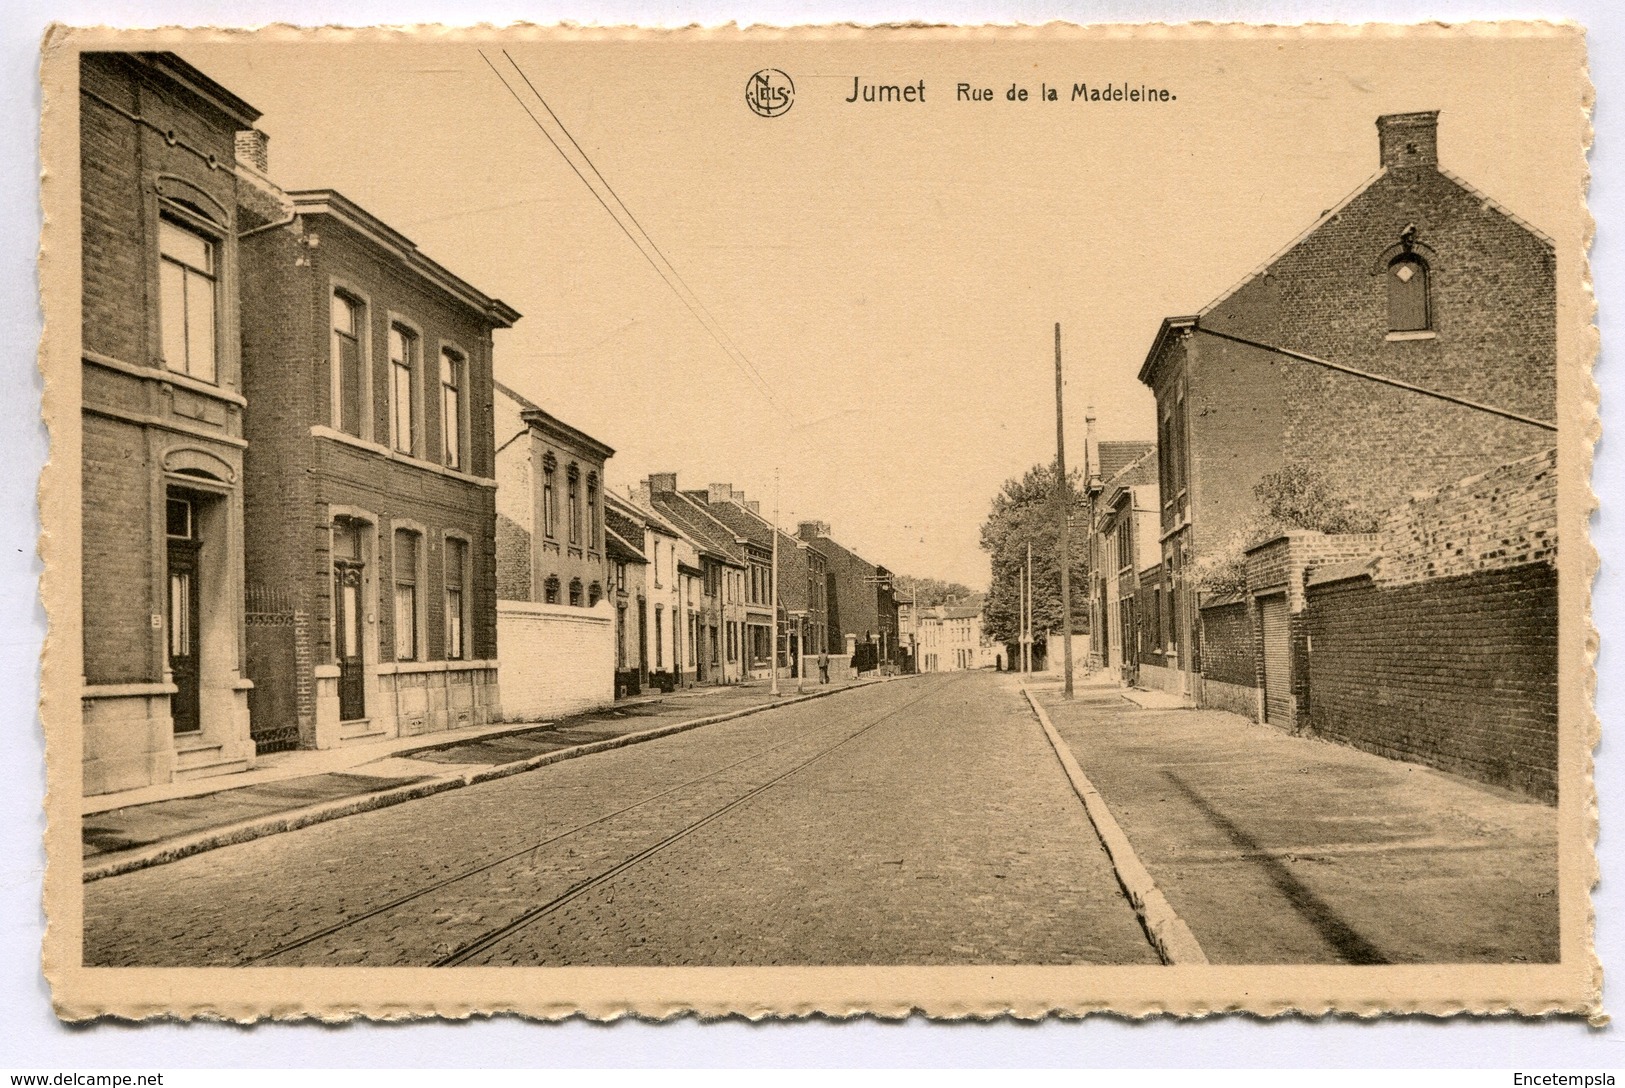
[1260,594,1293,727]
[334,561,366,721]
[166,538,201,735]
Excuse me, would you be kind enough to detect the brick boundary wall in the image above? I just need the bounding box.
[1305,564,1557,801]
[1197,599,1255,687]
[1376,447,1556,586]
[1301,447,1559,800]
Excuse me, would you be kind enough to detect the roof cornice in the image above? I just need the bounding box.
[288,189,521,329]
[1137,315,1198,387]
[517,406,616,460]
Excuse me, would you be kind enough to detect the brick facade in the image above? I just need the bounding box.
[797,521,898,671]
[79,53,261,794]
[240,186,516,750]
[1139,111,1557,701]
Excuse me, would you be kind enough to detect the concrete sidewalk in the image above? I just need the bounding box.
[1030,674,1558,964]
[84,674,883,877]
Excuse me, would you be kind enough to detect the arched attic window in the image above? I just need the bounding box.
[1387,254,1430,333]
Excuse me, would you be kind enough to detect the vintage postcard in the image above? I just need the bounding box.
[39,22,1596,1020]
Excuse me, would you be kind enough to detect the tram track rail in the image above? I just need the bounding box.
[241,676,945,967]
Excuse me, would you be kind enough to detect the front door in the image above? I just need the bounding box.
[166,537,201,735]
[637,599,648,682]
[1121,598,1138,687]
[334,561,366,721]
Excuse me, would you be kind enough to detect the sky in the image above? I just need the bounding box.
[178,29,1581,589]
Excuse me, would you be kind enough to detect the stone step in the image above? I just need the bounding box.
[172,754,252,782]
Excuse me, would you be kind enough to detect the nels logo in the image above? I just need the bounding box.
[745,69,794,117]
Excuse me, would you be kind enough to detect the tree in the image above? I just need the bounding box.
[1190,465,1382,597]
[978,462,1089,646]
[894,575,981,609]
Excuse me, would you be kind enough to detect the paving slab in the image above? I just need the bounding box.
[1034,677,1558,964]
[82,772,431,859]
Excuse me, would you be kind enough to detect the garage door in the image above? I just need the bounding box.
[1259,593,1293,728]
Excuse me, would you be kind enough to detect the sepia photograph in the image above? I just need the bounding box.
[36,21,1595,1020]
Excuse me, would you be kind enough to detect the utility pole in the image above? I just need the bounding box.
[770,469,780,697]
[1017,553,1025,675]
[1024,540,1032,676]
[1055,322,1075,700]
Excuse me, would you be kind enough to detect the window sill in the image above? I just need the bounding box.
[1385,330,1437,341]
[310,426,496,488]
[84,350,247,407]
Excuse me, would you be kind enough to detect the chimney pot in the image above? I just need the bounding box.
[1376,111,1439,170]
[234,128,270,174]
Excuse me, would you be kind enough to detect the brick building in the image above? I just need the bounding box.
[79,52,263,794]
[796,521,898,673]
[626,480,710,690]
[640,475,748,686]
[603,491,650,696]
[494,384,613,608]
[1088,446,1159,686]
[700,487,775,677]
[917,606,993,672]
[237,183,519,750]
[492,385,618,719]
[614,488,686,692]
[1138,110,1556,700]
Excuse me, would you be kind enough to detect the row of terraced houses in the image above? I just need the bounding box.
[1080,111,1559,801]
[78,51,900,798]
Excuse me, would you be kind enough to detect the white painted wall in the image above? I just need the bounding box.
[498,599,615,721]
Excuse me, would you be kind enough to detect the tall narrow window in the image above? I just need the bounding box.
[587,475,601,550]
[158,218,217,382]
[1388,255,1430,332]
[542,457,556,538]
[655,605,664,667]
[389,326,417,455]
[569,578,583,607]
[331,292,364,437]
[393,529,420,661]
[567,468,581,545]
[544,575,560,605]
[441,348,464,469]
[445,537,467,660]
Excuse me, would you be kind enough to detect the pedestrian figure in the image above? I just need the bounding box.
[817,650,830,685]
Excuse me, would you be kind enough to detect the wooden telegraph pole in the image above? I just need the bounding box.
[1055,322,1075,700]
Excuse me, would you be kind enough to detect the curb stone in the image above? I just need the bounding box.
[1022,685,1209,966]
[84,676,896,883]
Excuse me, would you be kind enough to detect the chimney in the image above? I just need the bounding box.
[647,472,677,494]
[234,128,270,174]
[798,520,830,541]
[731,488,748,504]
[631,482,652,509]
[708,483,733,503]
[1084,406,1101,488]
[1376,111,1439,170]
[745,500,760,516]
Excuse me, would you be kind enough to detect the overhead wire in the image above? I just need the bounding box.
[478,49,789,419]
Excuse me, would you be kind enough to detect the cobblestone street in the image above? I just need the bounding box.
[83,672,1159,968]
